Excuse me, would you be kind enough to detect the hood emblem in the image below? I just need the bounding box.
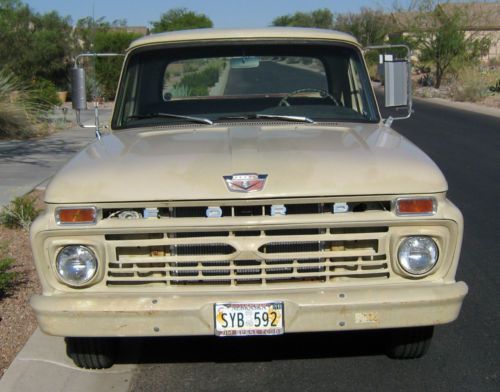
[224,173,268,193]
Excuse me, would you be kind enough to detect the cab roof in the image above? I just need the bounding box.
[128,27,360,51]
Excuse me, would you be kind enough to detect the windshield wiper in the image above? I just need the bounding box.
[217,113,315,124]
[128,112,213,125]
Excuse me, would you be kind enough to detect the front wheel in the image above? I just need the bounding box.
[385,326,434,359]
[65,337,116,369]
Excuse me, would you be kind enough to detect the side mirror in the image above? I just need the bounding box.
[71,67,87,111]
[365,44,413,123]
[71,52,124,138]
[384,60,408,107]
[71,66,96,132]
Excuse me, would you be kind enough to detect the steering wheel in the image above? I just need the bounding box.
[278,88,339,107]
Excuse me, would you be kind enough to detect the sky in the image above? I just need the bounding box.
[23,0,409,28]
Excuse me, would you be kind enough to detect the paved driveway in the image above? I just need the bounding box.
[0,109,111,207]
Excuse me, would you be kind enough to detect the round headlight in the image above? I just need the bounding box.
[56,245,98,286]
[397,236,439,276]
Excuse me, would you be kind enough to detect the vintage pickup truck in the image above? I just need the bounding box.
[30,28,468,368]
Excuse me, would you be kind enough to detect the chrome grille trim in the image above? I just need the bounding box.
[102,199,391,220]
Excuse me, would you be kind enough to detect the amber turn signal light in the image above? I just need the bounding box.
[395,198,436,216]
[56,207,97,224]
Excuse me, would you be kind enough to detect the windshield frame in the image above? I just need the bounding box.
[112,39,380,130]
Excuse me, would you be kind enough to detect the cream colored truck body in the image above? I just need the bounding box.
[30,28,467,340]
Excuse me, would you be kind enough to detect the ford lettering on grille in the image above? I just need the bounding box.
[224,173,268,193]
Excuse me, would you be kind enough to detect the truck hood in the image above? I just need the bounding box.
[45,123,447,203]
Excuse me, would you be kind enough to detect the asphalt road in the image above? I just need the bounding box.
[123,80,499,390]
[225,61,326,95]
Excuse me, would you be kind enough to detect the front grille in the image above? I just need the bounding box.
[106,226,390,287]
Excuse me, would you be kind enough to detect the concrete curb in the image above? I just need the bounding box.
[0,109,117,391]
[0,329,135,392]
[210,64,231,96]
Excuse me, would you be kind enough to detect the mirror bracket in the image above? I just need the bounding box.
[384,116,394,127]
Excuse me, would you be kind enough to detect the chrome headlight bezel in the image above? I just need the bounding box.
[55,245,98,287]
[397,236,439,276]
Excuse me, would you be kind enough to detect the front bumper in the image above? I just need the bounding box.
[31,281,468,337]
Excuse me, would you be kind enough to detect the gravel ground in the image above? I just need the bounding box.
[413,86,500,109]
[0,191,43,379]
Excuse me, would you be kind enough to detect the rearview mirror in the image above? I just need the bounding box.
[230,56,260,69]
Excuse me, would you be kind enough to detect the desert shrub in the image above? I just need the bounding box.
[489,79,500,93]
[449,67,496,102]
[151,8,213,33]
[367,63,379,81]
[32,78,60,109]
[0,70,41,138]
[0,4,72,90]
[183,62,199,73]
[176,66,220,96]
[0,195,41,231]
[169,84,192,98]
[94,30,142,100]
[0,257,17,297]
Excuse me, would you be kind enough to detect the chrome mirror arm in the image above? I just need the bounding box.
[72,53,125,140]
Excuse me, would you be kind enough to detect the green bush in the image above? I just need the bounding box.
[151,8,213,33]
[176,66,221,96]
[0,257,17,297]
[0,195,41,231]
[32,78,60,109]
[94,30,142,100]
[0,3,72,90]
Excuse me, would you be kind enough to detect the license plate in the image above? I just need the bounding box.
[214,301,284,336]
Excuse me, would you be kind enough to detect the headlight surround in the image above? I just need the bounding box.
[397,236,439,276]
[56,245,98,286]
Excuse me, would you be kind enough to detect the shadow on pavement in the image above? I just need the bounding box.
[0,138,88,166]
[113,330,387,365]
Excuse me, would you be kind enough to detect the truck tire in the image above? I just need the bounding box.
[385,326,434,359]
[65,337,115,369]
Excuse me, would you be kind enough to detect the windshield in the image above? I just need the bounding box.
[113,43,379,129]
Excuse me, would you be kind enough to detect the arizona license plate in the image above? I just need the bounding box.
[214,302,284,336]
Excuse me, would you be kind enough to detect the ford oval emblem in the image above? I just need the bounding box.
[223,173,268,193]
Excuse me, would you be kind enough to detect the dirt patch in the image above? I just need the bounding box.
[0,191,44,379]
[414,86,500,110]
[481,94,500,109]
